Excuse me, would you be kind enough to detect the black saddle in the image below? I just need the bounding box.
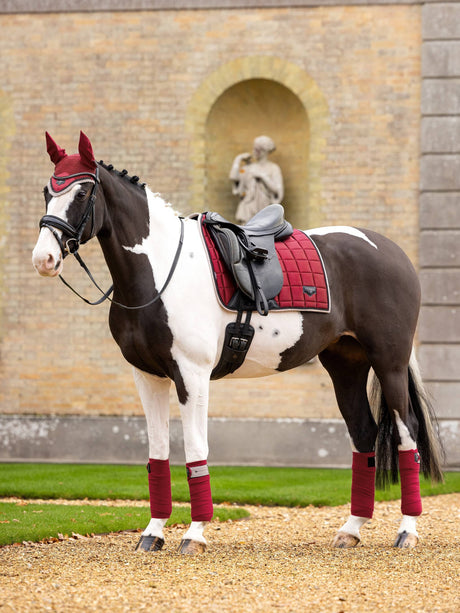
[203,204,293,315]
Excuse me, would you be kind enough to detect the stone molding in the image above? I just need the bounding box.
[186,55,329,227]
[0,0,428,15]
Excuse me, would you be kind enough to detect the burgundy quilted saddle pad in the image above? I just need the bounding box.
[201,219,330,313]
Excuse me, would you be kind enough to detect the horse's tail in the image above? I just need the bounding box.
[370,349,445,489]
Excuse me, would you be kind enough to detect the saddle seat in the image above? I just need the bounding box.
[203,204,293,315]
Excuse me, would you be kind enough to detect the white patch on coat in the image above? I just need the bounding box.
[394,411,417,450]
[142,517,167,538]
[128,189,304,379]
[125,190,302,462]
[32,183,84,276]
[225,311,304,378]
[338,515,370,539]
[127,190,305,461]
[133,368,171,460]
[183,521,207,544]
[398,515,418,536]
[307,226,378,249]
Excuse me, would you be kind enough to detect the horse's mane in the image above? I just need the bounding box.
[98,159,182,218]
[98,160,146,191]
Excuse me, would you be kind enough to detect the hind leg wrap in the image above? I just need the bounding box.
[399,449,422,516]
[351,451,376,518]
[186,460,213,522]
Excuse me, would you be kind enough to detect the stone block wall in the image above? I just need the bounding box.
[0,3,422,422]
[419,2,460,432]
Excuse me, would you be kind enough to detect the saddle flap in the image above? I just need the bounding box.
[211,226,284,307]
[203,205,295,315]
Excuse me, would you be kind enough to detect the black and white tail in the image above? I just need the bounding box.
[371,349,444,489]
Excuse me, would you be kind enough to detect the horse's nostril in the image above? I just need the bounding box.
[54,258,62,272]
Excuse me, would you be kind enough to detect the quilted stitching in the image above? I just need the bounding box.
[275,231,329,310]
[201,223,329,312]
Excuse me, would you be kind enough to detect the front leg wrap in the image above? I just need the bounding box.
[135,459,172,552]
[186,460,213,521]
[148,458,172,518]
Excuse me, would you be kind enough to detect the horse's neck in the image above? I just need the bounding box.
[136,189,182,260]
[98,174,182,302]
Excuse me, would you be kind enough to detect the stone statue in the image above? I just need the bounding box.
[229,135,284,224]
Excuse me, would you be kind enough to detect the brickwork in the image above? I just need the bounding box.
[0,5,421,418]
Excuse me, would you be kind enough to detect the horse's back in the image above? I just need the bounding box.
[307,226,421,347]
[308,226,419,297]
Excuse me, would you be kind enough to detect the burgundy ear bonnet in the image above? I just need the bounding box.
[46,131,97,194]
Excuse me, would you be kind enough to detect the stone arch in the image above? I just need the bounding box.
[186,56,329,228]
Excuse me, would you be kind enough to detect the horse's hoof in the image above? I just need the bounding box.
[177,539,206,555]
[394,531,418,549]
[135,535,165,552]
[332,532,360,549]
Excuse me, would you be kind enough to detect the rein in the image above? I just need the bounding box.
[59,217,185,309]
[39,166,185,310]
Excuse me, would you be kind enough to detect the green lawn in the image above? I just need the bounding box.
[0,501,248,547]
[1,463,459,506]
[1,463,458,546]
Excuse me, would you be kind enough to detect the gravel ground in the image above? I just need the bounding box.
[1,494,459,613]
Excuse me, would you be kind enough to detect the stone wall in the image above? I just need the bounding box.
[419,3,460,450]
[0,4,422,424]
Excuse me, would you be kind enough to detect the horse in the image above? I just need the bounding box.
[32,131,443,554]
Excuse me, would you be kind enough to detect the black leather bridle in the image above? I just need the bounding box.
[38,165,184,309]
[40,167,100,259]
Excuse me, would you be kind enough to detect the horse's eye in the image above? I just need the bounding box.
[76,190,87,200]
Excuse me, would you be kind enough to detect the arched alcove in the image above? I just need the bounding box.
[186,56,329,229]
[206,78,309,226]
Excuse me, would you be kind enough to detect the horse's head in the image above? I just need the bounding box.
[32,131,101,277]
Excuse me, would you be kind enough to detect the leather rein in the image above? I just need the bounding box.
[39,166,185,309]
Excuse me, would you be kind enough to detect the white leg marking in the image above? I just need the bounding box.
[142,517,168,539]
[398,515,418,537]
[338,515,370,540]
[133,368,171,460]
[393,411,417,451]
[177,363,210,463]
[183,521,207,545]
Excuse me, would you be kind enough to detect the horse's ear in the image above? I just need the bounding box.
[46,132,67,165]
[78,131,96,169]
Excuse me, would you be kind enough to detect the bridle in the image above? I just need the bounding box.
[40,167,100,258]
[39,165,184,309]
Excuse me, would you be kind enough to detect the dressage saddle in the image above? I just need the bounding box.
[203,204,293,316]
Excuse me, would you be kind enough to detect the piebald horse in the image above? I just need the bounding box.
[32,132,443,554]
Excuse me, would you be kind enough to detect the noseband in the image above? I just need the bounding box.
[39,167,100,259]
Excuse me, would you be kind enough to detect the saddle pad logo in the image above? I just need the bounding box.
[201,221,330,313]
